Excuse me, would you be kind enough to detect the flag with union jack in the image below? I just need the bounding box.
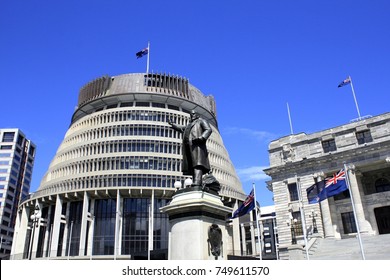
[338,76,351,88]
[231,189,255,219]
[306,169,348,203]
[136,47,148,59]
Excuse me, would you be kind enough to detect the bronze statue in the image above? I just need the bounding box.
[168,110,212,187]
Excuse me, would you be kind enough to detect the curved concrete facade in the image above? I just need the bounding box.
[12,73,245,260]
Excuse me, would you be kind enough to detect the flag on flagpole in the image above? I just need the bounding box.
[338,76,351,88]
[136,47,149,59]
[306,169,348,203]
[306,180,325,204]
[231,188,255,219]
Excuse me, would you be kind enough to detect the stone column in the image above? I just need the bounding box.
[49,195,63,258]
[240,223,247,255]
[42,205,53,257]
[79,191,90,256]
[11,204,30,259]
[232,200,241,256]
[315,173,335,238]
[61,202,71,256]
[31,202,43,259]
[86,198,95,258]
[114,190,123,258]
[347,169,373,234]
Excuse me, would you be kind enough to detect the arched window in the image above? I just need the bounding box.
[375,178,390,193]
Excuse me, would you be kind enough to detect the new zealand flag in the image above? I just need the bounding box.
[136,48,148,59]
[306,169,348,204]
[231,189,255,219]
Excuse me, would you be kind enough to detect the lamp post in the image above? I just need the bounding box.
[311,211,318,234]
[291,218,297,245]
[29,205,41,260]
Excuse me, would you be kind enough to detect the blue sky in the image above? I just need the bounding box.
[1,0,389,207]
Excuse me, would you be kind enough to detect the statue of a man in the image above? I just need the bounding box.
[168,110,212,187]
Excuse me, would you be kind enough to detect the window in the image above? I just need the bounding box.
[375,178,390,193]
[17,135,24,146]
[292,211,303,236]
[120,102,133,107]
[341,212,357,234]
[152,102,165,108]
[334,189,350,201]
[356,130,373,145]
[2,132,15,142]
[167,105,179,111]
[288,183,299,202]
[0,145,12,150]
[135,102,150,107]
[29,146,35,157]
[322,139,337,153]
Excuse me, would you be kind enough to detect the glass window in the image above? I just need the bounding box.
[135,102,150,107]
[2,132,15,142]
[341,212,357,234]
[292,211,303,236]
[356,130,373,145]
[0,145,12,150]
[288,183,299,202]
[93,199,116,255]
[375,178,390,193]
[29,146,35,157]
[17,135,24,146]
[334,189,350,201]
[322,139,337,153]
[152,102,165,108]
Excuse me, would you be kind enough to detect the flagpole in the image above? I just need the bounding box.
[146,41,150,74]
[287,103,294,135]
[252,183,262,260]
[348,76,361,119]
[343,164,366,260]
[296,175,310,260]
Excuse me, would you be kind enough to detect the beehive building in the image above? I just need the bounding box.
[11,73,246,260]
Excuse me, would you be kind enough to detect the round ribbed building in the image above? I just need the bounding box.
[12,73,246,260]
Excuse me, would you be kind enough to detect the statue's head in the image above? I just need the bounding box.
[190,110,199,120]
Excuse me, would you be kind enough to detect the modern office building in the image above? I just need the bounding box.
[11,73,248,260]
[264,112,390,259]
[0,129,36,259]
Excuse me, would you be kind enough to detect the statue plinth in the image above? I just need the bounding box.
[160,190,232,260]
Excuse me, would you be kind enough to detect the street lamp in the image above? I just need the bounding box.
[291,218,297,245]
[29,205,41,260]
[311,211,318,234]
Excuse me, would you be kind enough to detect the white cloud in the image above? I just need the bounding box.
[223,127,278,143]
[236,166,270,182]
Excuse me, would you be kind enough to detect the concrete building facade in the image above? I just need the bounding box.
[11,73,247,260]
[264,113,390,259]
[0,129,36,259]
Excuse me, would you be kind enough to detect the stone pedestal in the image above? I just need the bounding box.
[160,188,232,260]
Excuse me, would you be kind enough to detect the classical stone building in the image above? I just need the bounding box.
[11,73,247,260]
[264,112,390,259]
